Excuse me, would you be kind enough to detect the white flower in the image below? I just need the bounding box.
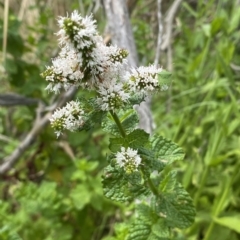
[126,65,163,95]
[96,78,130,111]
[115,147,142,173]
[43,47,84,93]
[50,100,84,137]
[57,11,98,51]
[83,43,128,88]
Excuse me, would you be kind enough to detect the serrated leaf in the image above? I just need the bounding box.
[128,94,145,106]
[156,171,195,229]
[109,137,126,152]
[127,204,170,240]
[102,165,149,202]
[157,70,172,91]
[109,129,149,153]
[138,147,165,176]
[159,170,177,193]
[151,134,185,165]
[102,110,139,136]
[74,97,106,131]
[102,166,132,202]
[125,171,142,185]
[127,129,149,148]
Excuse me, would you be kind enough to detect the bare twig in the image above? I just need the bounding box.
[154,0,163,67]
[0,93,39,106]
[58,141,76,161]
[104,0,154,134]
[161,0,182,51]
[0,87,77,175]
[0,134,12,143]
[18,0,29,21]
[230,63,240,71]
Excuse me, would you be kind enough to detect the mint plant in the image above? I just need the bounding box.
[41,11,195,239]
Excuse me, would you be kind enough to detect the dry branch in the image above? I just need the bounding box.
[0,87,77,175]
[104,0,154,134]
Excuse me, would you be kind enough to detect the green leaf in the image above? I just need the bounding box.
[127,129,149,148]
[80,98,106,130]
[151,134,185,165]
[157,70,172,91]
[125,171,142,185]
[70,185,91,210]
[102,165,149,202]
[102,110,139,136]
[159,170,177,193]
[156,171,196,229]
[127,204,170,240]
[102,165,132,202]
[109,129,149,153]
[109,137,126,152]
[213,216,240,233]
[128,94,145,106]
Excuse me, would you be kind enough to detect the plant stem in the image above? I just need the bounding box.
[110,110,126,138]
[110,111,159,196]
[194,166,209,206]
[147,176,159,196]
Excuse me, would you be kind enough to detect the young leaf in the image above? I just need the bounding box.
[157,70,172,90]
[127,94,145,106]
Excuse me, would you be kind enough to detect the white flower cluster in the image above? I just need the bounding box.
[126,65,163,95]
[42,11,129,95]
[43,11,168,138]
[44,47,84,93]
[57,12,97,50]
[50,100,84,137]
[115,147,142,173]
[96,79,130,111]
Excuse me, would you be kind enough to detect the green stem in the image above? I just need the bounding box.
[147,177,159,196]
[194,166,209,206]
[110,110,126,138]
[110,111,159,197]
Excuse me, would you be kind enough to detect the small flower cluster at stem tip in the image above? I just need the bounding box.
[115,147,142,174]
[42,11,167,139]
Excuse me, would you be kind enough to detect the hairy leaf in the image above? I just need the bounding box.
[102,165,149,202]
[151,134,185,165]
[157,70,172,91]
[127,204,170,240]
[156,171,196,229]
[109,129,149,153]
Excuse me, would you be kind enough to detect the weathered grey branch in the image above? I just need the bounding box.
[104,0,138,67]
[0,93,39,106]
[0,87,77,175]
[161,0,182,51]
[154,0,163,67]
[104,0,154,134]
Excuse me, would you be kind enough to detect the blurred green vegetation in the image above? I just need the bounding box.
[0,0,240,239]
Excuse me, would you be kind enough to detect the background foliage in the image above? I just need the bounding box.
[0,0,239,239]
